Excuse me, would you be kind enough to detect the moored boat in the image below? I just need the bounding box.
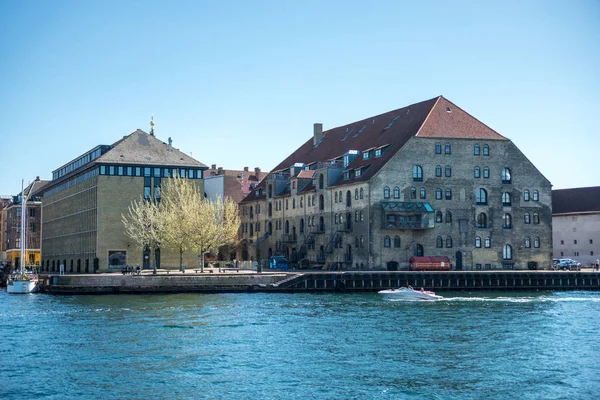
[7,273,39,294]
[378,287,443,301]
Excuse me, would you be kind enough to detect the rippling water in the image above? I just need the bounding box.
[1,290,599,399]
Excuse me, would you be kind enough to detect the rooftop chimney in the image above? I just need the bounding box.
[313,123,323,146]
[217,167,223,175]
[254,167,261,176]
[211,164,217,170]
[168,137,172,146]
[244,166,249,172]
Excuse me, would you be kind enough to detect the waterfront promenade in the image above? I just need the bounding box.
[39,268,600,294]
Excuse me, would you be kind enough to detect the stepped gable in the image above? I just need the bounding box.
[552,187,600,214]
[416,97,508,140]
[97,129,206,168]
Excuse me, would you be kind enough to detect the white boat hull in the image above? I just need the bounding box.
[7,279,39,294]
[379,287,443,301]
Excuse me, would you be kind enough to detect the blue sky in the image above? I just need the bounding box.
[1,0,598,195]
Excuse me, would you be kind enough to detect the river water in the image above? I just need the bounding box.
[1,290,599,399]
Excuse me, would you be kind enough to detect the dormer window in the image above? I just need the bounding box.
[343,172,349,180]
[363,151,370,160]
[355,168,361,178]
[375,149,382,158]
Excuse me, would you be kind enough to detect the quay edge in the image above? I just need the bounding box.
[38,270,600,294]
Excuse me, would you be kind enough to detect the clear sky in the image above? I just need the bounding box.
[1,0,598,195]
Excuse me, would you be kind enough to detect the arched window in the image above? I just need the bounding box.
[393,187,400,199]
[394,235,401,248]
[502,192,511,206]
[502,168,511,184]
[533,213,539,224]
[346,191,351,207]
[268,222,272,234]
[476,188,488,205]
[292,199,295,209]
[524,190,530,201]
[485,237,491,248]
[525,237,531,248]
[483,167,490,179]
[413,165,423,181]
[475,236,482,248]
[533,190,539,201]
[446,236,452,248]
[414,244,424,256]
[436,188,442,200]
[534,237,540,248]
[300,197,303,208]
[435,165,442,177]
[410,187,417,199]
[435,142,442,154]
[334,213,338,224]
[360,236,364,248]
[420,188,426,199]
[384,186,390,199]
[436,211,443,223]
[319,194,324,210]
[334,192,338,203]
[359,188,364,199]
[503,245,512,260]
[524,212,531,224]
[445,143,451,154]
[503,213,512,229]
[355,189,358,200]
[445,188,452,200]
[445,165,451,177]
[268,202,272,217]
[384,236,391,248]
[300,218,304,233]
[436,236,443,248]
[474,144,480,155]
[319,174,324,189]
[319,216,325,232]
[360,211,364,221]
[446,211,452,223]
[285,220,289,234]
[474,167,480,178]
[477,212,487,228]
[483,144,489,156]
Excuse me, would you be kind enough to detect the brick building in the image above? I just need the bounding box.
[552,186,600,267]
[40,129,207,273]
[239,96,552,270]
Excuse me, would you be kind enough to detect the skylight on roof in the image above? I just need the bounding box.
[341,127,354,141]
[353,125,367,138]
[381,116,399,132]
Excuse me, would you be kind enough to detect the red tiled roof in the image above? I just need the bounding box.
[552,187,600,214]
[296,170,316,179]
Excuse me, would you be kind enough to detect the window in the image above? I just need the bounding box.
[360,211,364,221]
[485,237,491,248]
[292,199,295,209]
[436,211,443,223]
[483,167,490,179]
[503,245,512,260]
[360,236,364,248]
[524,213,531,224]
[355,169,361,178]
[335,192,338,203]
[300,197,303,208]
[435,142,442,154]
[414,244,424,256]
[446,211,452,223]
[420,188,426,199]
[475,236,482,248]
[29,208,36,217]
[502,168,511,184]
[117,166,124,176]
[436,165,442,177]
[502,192,511,206]
[319,174,324,189]
[560,240,564,245]
[360,188,364,199]
[446,237,452,248]
[355,211,359,222]
[109,166,115,175]
[363,151,370,160]
[503,213,512,229]
[436,188,442,200]
[525,237,531,248]
[483,144,489,156]
[413,165,423,181]
[476,188,487,205]
[286,199,288,210]
[394,236,401,248]
[533,213,540,224]
[384,236,391,248]
[445,143,451,154]
[100,165,106,175]
[436,236,443,248]
[319,195,324,211]
[445,188,452,200]
[533,190,539,201]
[474,167,480,178]
[591,239,594,244]
[355,189,358,200]
[393,187,399,199]
[474,144,480,155]
[410,187,416,199]
[355,236,360,248]
[524,190,530,201]
[144,187,151,199]
[445,165,451,177]
[346,191,351,207]
[375,149,382,158]
[534,237,540,248]
[384,187,390,199]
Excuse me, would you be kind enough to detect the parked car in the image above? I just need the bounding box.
[557,260,581,271]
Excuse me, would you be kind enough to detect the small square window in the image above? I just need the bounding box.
[375,149,382,158]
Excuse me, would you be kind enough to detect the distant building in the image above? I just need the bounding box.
[1,195,14,264]
[204,165,267,260]
[40,129,207,273]
[240,96,552,270]
[2,180,49,268]
[552,186,600,266]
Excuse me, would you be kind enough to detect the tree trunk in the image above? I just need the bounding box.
[179,246,183,271]
[152,244,157,275]
[200,252,205,273]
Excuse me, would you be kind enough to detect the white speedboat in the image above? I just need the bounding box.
[7,273,39,294]
[378,287,443,301]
